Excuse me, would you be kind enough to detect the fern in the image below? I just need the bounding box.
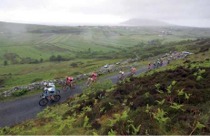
[113,113,121,122]
[83,116,90,128]
[152,108,169,124]
[196,75,203,81]
[190,121,205,135]
[196,121,205,129]
[193,72,198,76]
[109,118,117,127]
[100,107,106,113]
[121,110,129,121]
[184,92,191,100]
[128,124,141,135]
[93,132,99,136]
[108,129,117,136]
[156,99,165,105]
[109,102,114,106]
[157,90,164,94]
[177,89,184,96]
[199,69,206,75]
[171,80,177,86]
[83,106,92,112]
[155,83,160,90]
[170,102,184,110]
[109,110,129,127]
[144,92,150,97]
[0,127,11,135]
[145,104,151,113]
[64,116,76,128]
[155,83,164,94]
[167,85,172,94]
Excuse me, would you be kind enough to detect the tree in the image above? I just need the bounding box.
[88,48,91,53]
[40,58,43,63]
[49,55,56,61]
[3,60,8,66]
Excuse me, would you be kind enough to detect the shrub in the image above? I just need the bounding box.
[84,80,113,94]
[12,89,28,97]
[31,78,43,83]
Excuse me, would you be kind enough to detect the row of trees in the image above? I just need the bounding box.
[2,55,74,66]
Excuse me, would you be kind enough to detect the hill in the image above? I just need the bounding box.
[120,18,171,26]
[0,39,210,135]
[1,21,210,65]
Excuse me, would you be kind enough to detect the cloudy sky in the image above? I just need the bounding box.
[0,0,210,27]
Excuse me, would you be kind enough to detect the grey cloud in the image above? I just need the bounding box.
[0,0,47,10]
[119,0,210,20]
[0,0,210,27]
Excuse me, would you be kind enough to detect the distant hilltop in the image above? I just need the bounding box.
[120,18,172,26]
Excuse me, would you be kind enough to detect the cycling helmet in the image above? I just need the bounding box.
[48,82,55,87]
[67,76,73,81]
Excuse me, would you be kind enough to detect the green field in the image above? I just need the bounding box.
[1,22,210,63]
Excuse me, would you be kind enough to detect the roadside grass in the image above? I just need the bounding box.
[0,89,42,102]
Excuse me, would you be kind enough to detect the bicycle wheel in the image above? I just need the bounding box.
[53,95,61,102]
[39,98,48,106]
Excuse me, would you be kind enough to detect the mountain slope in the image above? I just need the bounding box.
[120,18,171,26]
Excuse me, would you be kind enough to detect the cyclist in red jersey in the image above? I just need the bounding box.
[63,76,75,91]
[86,72,97,86]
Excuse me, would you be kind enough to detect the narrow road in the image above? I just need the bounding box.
[0,67,148,127]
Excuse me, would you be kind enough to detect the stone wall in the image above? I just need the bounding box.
[0,51,192,98]
[0,58,140,97]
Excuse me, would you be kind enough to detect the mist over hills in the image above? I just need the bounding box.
[120,18,172,26]
[0,19,180,28]
[0,19,208,28]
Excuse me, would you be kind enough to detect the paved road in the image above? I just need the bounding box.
[0,67,148,127]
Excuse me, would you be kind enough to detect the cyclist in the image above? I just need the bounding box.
[130,67,137,76]
[118,69,125,81]
[64,76,75,91]
[43,82,56,100]
[148,63,152,70]
[86,72,97,86]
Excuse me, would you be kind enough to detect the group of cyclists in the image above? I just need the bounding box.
[118,66,137,81]
[42,67,137,102]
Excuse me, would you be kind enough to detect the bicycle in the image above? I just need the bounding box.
[39,89,61,106]
[86,77,97,87]
[63,81,76,91]
[117,74,125,83]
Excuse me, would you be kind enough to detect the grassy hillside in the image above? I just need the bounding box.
[1,21,210,64]
[1,39,210,135]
